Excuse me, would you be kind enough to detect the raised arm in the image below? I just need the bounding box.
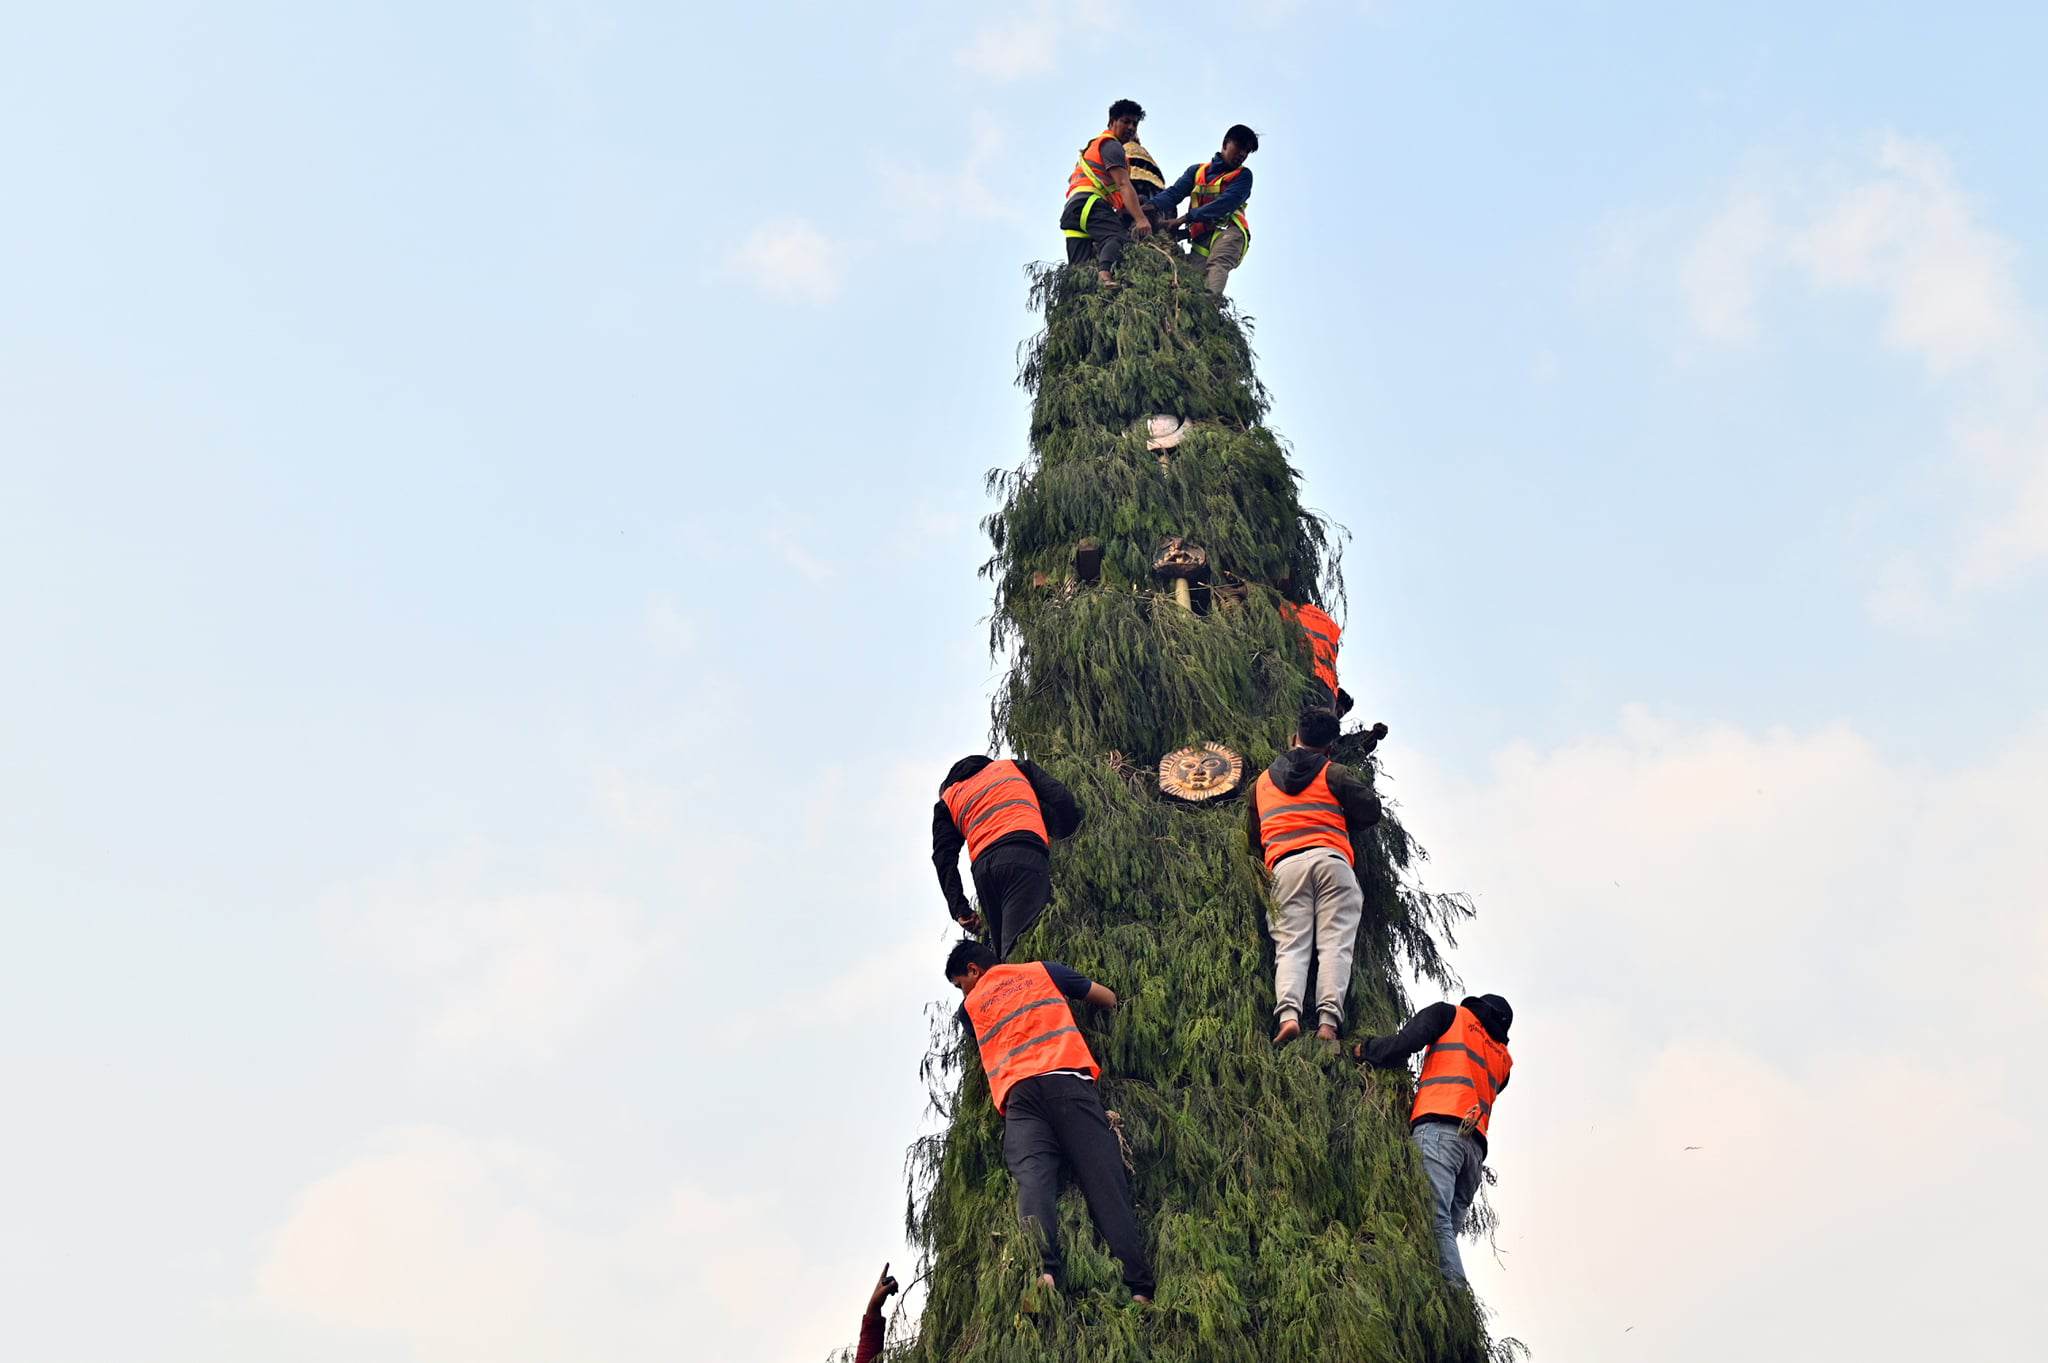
[1047,962,1117,1012]
[1147,162,1200,222]
[1353,1001,1456,1069]
[1328,762,1384,833]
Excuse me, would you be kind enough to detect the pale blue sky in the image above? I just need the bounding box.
[4,4,2044,1361]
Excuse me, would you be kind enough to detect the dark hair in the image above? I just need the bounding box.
[1223,124,1260,153]
[946,938,999,979]
[1108,99,1146,124]
[941,754,991,792]
[1297,706,1341,749]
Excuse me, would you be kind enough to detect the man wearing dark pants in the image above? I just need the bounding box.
[1354,994,1515,1286]
[1247,705,1382,1043]
[948,939,1155,1302]
[933,754,1082,958]
[1060,99,1154,288]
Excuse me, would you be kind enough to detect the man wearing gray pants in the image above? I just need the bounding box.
[1247,705,1382,1042]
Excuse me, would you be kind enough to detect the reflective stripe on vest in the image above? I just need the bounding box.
[1188,160,1251,259]
[1411,1005,1513,1138]
[1253,765,1353,870]
[942,759,1051,862]
[1061,189,1105,240]
[1283,602,1341,694]
[963,962,1100,1114]
[1064,132,1125,216]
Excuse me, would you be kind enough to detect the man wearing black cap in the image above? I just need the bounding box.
[1354,994,1515,1286]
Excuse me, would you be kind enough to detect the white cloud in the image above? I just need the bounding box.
[878,113,1016,239]
[955,6,1062,81]
[1669,136,2048,600]
[258,1127,557,1347]
[765,518,835,582]
[727,219,843,304]
[329,853,661,1063]
[1862,552,1946,634]
[953,5,1114,82]
[1678,191,1775,342]
[643,595,697,655]
[256,1128,828,1363]
[1401,709,2048,1360]
[1790,137,2037,386]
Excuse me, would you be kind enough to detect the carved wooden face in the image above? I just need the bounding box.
[1157,742,1245,801]
[1153,536,1208,575]
[1180,749,1230,789]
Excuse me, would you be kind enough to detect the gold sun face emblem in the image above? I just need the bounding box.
[1158,742,1245,802]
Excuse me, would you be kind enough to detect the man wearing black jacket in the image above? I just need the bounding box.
[933,754,1083,958]
[1355,994,1515,1286]
[1247,707,1382,1042]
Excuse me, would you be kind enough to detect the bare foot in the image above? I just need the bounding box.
[1273,1018,1301,1044]
[1316,1023,1339,1042]
[1132,1293,1152,1304]
[1038,1273,1056,1290]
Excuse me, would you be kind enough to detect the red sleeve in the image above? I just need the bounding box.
[853,1309,885,1363]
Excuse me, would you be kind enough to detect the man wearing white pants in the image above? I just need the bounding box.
[1247,705,1383,1043]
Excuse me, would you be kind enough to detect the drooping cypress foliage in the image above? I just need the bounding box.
[896,244,1495,1363]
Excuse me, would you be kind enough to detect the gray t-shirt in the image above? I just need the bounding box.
[1096,137,1127,172]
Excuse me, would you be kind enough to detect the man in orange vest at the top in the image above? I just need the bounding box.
[1060,99,1154,290]
[1354,994,1515,1287]
[1246,705,1382,1044]
[1279,598,1350,715]
[933,754,1083,958]
[947,938,1155,1303]
[1148,124,1259,296]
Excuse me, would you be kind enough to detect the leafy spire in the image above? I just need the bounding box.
[895,244,1496,1363]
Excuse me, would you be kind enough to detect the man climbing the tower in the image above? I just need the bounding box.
[1148,124,1259,295]
[1280,596,1351,715]
[933,753,1083,958]
[1060,99,1154,289]
[1247,705,1382,1044]
[1354,994,1515,1288]
[947,939,1156,1304]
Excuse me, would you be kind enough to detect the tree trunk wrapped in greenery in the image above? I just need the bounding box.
[899,244,1498,1363]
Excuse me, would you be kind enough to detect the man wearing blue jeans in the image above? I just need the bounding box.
[1354,994,1515,1286]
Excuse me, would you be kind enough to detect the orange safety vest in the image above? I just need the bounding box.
[1187,160,1252,258]
[1411,1005,1513,1138]
[1064,131,1127,216]
[963,962,1100,1114]
[942,759,1050,862]
[1253,763,1354,870]
[1282,602,1341,695]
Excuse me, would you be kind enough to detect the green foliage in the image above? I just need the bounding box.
[894,247,1497,1362]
